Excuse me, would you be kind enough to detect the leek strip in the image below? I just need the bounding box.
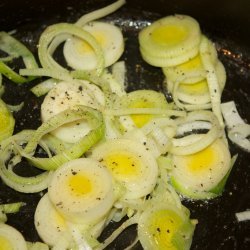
[21,106,104,170]
[49,0,125,70]
[20,68,73,81]
[112,61,126,91]
[0,98,15,142]
[0,61,28,83]
[171,72,212,111]
[98,214,139,250]
[200,36,224,126]
[176,120,211,136]
[221,101,250,152]
[0,202,25,214]
[141,117,177,135]
[170,111,222,155]
[235,211,250,222]
[70,70,123,106]
[41,134,70,154]
[31,78,59,97]
[0,130,51,193]
[7,102,24,112]
[0,147,52,193]
[0,55,15,62]
[76,0,126,26]
[0,31,38,83]
[103,108,186,116]
[38,23,105,75]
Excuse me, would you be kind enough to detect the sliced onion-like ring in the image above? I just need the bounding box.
[170,110,222,155]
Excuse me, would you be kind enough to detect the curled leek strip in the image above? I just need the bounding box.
[200,36,224,126]
[47,0,126,70]
[0,98,15,142]
[0,130,51,193]
[170,110,222,155]
[76,0,126,26]
[22,105,104,170]
[221,101,250,152]
[0,202,25,214]
[38,23,105,76]
[0,32,38,83]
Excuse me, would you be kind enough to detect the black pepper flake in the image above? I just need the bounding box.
[56,201,63,206]
[157,227,161,232]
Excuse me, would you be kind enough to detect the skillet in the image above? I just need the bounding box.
[0,0,250,249]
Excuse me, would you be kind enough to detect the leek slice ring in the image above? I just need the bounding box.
[139,15,201,58]
[21,105,104,170]
[170,110,222,155]
[38,23,105,76]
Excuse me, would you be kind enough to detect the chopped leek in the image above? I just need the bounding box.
[0,98,15,142]
[0,32,38,83]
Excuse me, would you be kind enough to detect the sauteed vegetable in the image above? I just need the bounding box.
[0,0,249,249]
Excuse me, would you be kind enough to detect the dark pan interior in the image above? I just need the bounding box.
[0,0,250,249]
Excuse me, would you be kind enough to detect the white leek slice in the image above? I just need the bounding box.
[41,80,104,143]
[76,0,126,26]
[170,60,226,111]
[200,36,223,126]
[0,98,15,142]
[162,38,217,84]
[38,23,105,75]
[34,193,73,248]
[235,210,250,222]
[0,223,27,250]
[115,89,169,128]
[221,101,250,152]
[90,138,158,200]
[170,110,222,155]
[138,203,195,250]
[64,21,124,71]
[48,158,114,224]
[139,15,201,67]
[171,138,231,196]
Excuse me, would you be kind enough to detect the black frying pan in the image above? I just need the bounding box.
[0,0,250,249]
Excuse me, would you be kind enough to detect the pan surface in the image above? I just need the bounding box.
[0,1,250,249]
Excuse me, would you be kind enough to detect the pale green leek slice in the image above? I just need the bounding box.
[0,98,15,142]
[0,32,38,83]
[22,105,104,170]
[38,23,105,76]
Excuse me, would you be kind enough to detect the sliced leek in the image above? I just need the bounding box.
[171,138,232,199]
[138,203,195,250]
[221,101,250,152]
[64,21,124,71]
[115,89,170,128]
[38,23,105,75]
[0,98,15,142]
[0,223,28,250]
[41,80,105,143]
[22,106,104,170]
[162,37,217,84]
[48,158,114,224]
[0,32,38,83]
[34,193,73,248]
[139,15,201,67]
[90,138,158,200]
[200,36,224,126]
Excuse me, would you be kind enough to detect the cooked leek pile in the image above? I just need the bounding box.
[0,0,247,249]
